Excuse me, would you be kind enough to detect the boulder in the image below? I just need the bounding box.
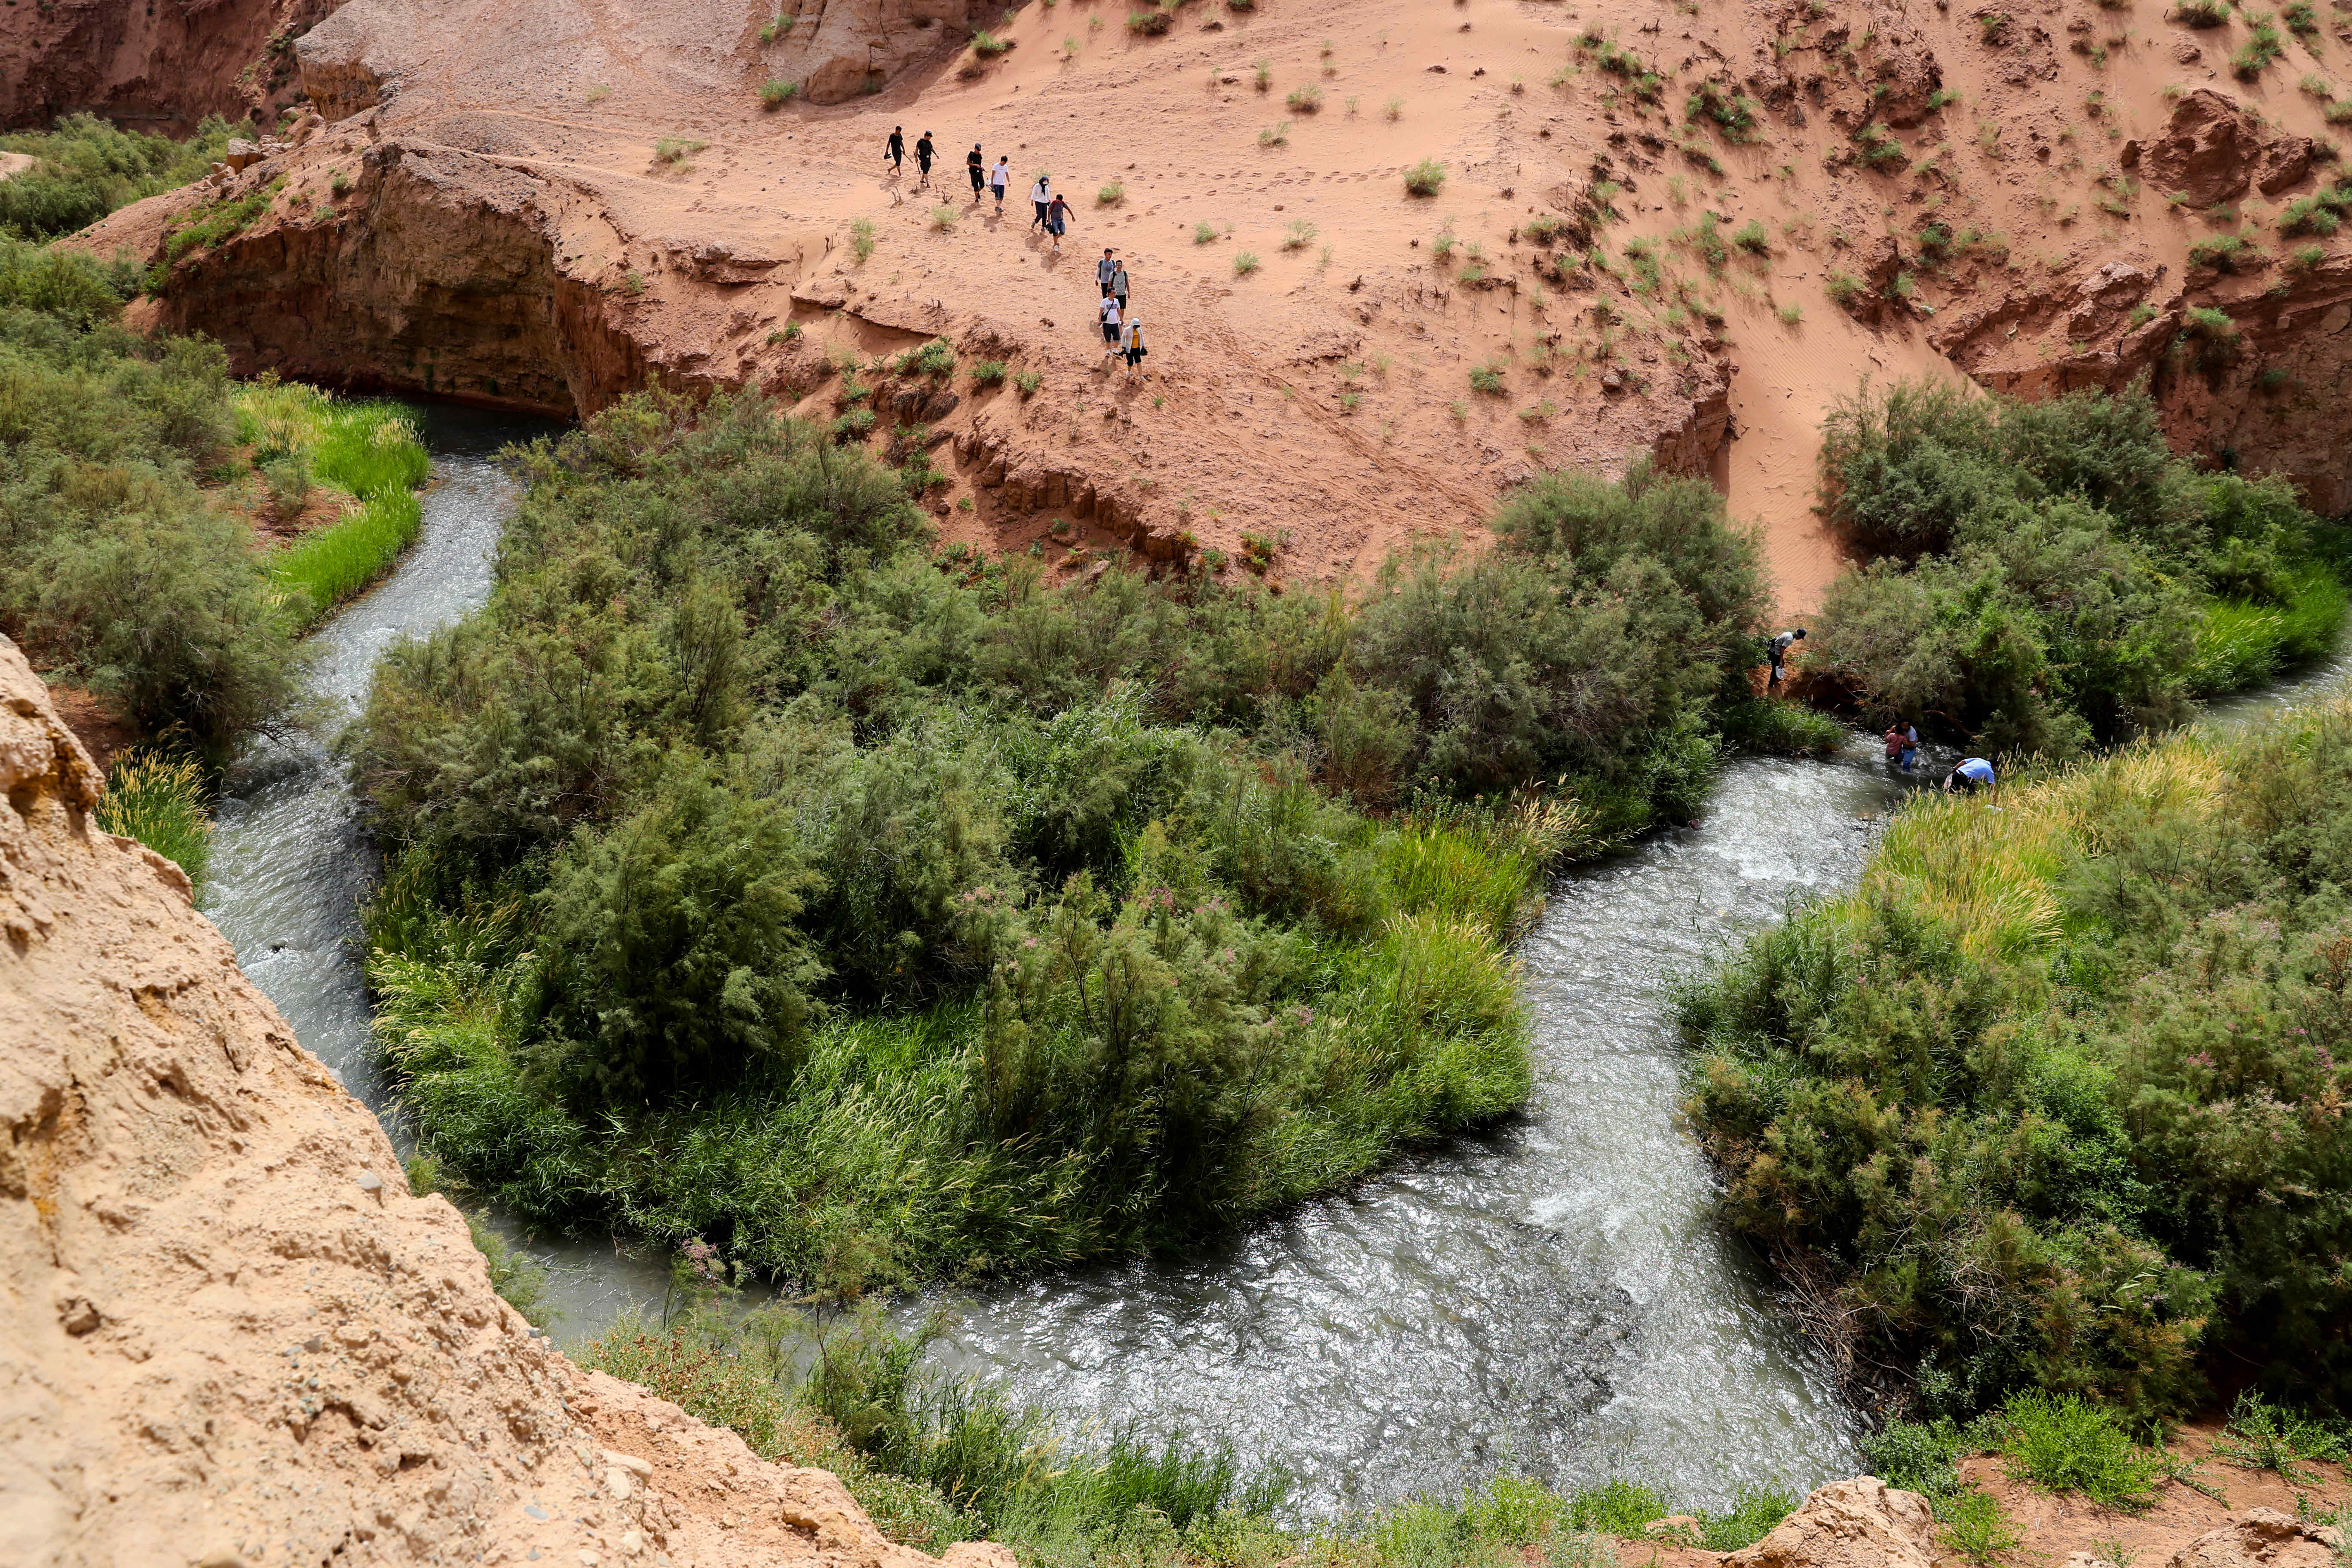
[2140,89,2259,208]
[2256,135,2316,196]
[1723,1477,1939,1568]
[2162,1508,2344,1568]
[222,138,266,171]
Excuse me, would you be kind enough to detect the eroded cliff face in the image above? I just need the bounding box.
[0,0,339,133]
[0,635,1010,1568]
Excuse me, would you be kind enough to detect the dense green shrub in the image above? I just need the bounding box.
[1813,381,2345,752]
[356,391,1785,1289]
[0,113,236,241]
[0,250,301,747]
[1682,701,2352,1418]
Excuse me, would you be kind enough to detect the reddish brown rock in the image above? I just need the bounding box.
[2141,89,2260,208]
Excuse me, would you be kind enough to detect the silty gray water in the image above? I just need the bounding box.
[202,403,553,1124]
[197,404,2352,1522]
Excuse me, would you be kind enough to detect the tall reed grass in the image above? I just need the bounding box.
[2187,563,2349,694]
[235,377,430,626]
[93,750,211,895]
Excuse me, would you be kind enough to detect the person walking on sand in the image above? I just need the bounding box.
[1029,174,1051,231]
[991,155,1011,211]
[1099,291,1123,362]
[886,126,905,173]
[1097,248,1117,295]
[1121,312,1147,377]
[1943,756,1997,799]
[967,142,986,202]
[915,132,936,188]
[1767,626,1805,689]
[1047,190,1072,251]
[1109,257,1130,312]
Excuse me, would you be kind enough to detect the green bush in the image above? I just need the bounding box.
[0,112,236,241]
[1682,699,2352,1418]
[1991,1392,2168,1508]
[1811,381,2344,751]
[352,392,1786,1291]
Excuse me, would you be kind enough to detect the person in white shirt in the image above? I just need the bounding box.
[1120,313,1147,376]
[991,156,1011,212]
[1099,294,1123,360]
[1029,177,1050,231]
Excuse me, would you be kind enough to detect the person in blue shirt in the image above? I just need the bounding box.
[1943,756,1996,797]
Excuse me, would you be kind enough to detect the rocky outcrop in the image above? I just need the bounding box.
[2159,1508,2345,1568]
[2132,90,2289,210]
[0,0,337,133]
[1721,1477,1940,1568]
[0,633,976,1568]
[772,0,983,104]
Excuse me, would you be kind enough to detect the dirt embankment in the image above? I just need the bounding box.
[0,633,1022,1568]
[65,0,2352,605]
[0,0,340,134]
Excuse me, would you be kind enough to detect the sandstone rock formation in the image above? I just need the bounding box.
[0,0,337,133]
[2159,1508,2345,1568]
[1721,1477,1940,1568]
[0,633,980,1568]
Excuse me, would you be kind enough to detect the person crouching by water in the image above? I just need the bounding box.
[1767,626,1805,690]
[1942,756,1996,799]
[1883,718,1920,773]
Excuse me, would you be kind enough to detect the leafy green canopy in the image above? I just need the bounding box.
[1813,380,2345,754]
[354,389,1804,1288]
[0,113,239,241]
[1681,703,2352,1419]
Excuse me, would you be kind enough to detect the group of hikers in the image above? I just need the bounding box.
[1769,627,1996,798]
[886,126,1147,373]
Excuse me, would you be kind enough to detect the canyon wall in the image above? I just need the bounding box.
[0,0,339,133]
[0,634,1009,1568]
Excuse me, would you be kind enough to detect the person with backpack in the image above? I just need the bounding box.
[1767,627,1805,689]
[991,155,1011,211]
[1109,258,1130,312]
[915,132,936,188]
[886,126,905,173]
[1046,190,1072,250]
[1097,248,1118,295]
[966,143,986,201]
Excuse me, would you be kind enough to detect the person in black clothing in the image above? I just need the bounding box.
[915,132,935,188]
[967,143,986,200]
[886,126,904,172]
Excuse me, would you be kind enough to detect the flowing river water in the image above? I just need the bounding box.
[199,407,2352,1521]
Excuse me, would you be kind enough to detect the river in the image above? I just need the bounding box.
[198,408,2352,1521]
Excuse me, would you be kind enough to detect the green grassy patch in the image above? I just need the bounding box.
[94,750,212,894]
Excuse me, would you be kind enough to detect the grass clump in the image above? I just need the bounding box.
[351,392,1790,1294]
[1287,84,1326,113]
[1991,1393,2169,1509]
[968,358,1009,386]
[1283,218,1317,249]
[850,217,876,263]
[0,111,238,241]
[1468,363,1506,394]
[760,79,798,107]
[1403,159,1447,196]
[2233,12,2285,77]
[1258,123,1290,147]
[1686,80,1764,142]
[971,28,1011,55]
[1232,249,1261,274]
[95,751,212,895]
[930,204,958,231]
[894,338,957,377]
[2172,0,2234,21]
[1128,7,1174,34]
[654,135,707,164]
[1193,221,1219,244]
[2188,231,2258,270]
[1097,181,1124,205]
